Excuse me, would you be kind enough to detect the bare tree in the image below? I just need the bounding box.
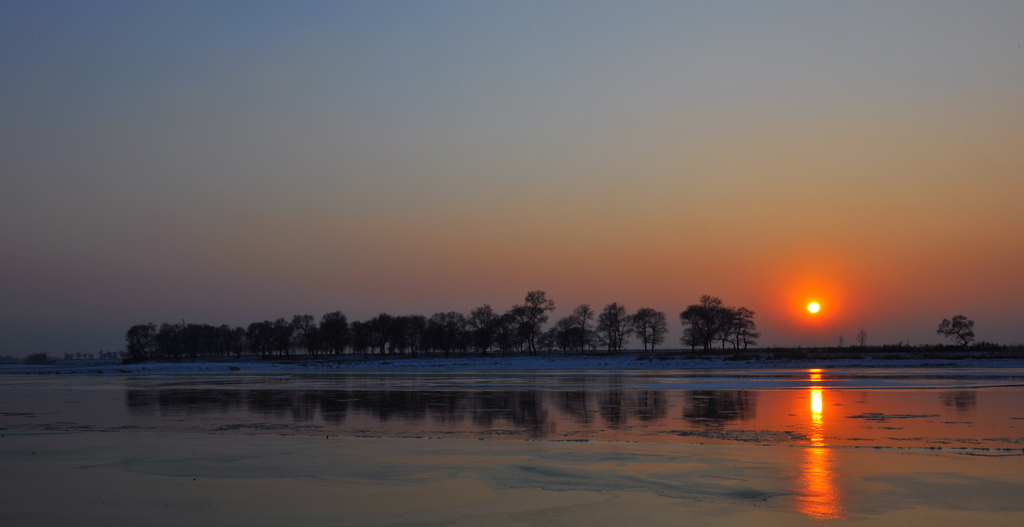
[855,328,868,347]
[247,321,274,358]
[597,303,633,353]
[125,323,157,361]
[427,311,468,356]
[733,307,759,349]
[571,304,595,352]
[520,290,555,355]
[548,316,576,353]
[937,315,975,347]
[404,315,427,357]
[679,295,727,351]
[496,309,524,356]
[350,320,371,358]
[368,314,392,355]
[631,308,668,352]
[291,315,320,358]
[319,311,350,355]
[468,305,499,354]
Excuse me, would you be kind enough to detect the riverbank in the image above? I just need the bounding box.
[2,349,1023,375]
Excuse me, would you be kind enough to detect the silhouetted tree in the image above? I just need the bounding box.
[227,326,247,358]
[596,303,632,352]
[386,315,410,354]
[125,323,157,361]
[368,314,393,355]
[156,322,184,359]
[855,327,868,347]
[319,311,350,355]
[247,321,274,358]
[291,315,320,358]
[272,318,294,357]
[350,320,371,358]
[468,305,498,354]
[732,307,759,349]
[404,315,427,357]
[937,315,975,347]
[519,290,555,355]
[631,308,668,352]
[495,309,523,356]
[679,295,728,351]
[571,304,595,351]
[550,316,577,353]
[427,311,467,356]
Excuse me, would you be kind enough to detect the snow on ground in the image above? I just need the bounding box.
[1,353,1022,375]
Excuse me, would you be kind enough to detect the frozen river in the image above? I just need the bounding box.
[3,368,1024,525]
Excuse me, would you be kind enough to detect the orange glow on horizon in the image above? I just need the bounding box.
[779,270,847,327]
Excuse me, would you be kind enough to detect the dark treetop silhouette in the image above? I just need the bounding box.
[937,315,975,348]
[123,292,995,362]
[124,291,764,361]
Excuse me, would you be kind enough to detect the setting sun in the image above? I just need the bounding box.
[808,302,820,314]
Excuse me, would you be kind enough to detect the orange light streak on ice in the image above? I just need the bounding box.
[797,375,845,520]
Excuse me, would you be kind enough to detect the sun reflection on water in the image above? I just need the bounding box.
[797,372,845,520]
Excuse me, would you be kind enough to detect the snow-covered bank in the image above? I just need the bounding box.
[2,353,1023,375]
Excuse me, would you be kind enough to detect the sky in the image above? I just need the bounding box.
[2,1,1023,355]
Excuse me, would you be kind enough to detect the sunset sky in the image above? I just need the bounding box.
[2,1,1023,355]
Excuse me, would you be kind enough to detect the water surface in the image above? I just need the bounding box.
[3,368,1024,525]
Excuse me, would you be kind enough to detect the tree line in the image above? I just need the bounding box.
[124,291,758,361]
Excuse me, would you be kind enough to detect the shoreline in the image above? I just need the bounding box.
[2,351,1023,375]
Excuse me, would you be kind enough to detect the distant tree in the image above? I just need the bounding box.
[837,335,844,348]
[386,316,411,354]
[733,307,759,349]
[715,307,740,349]
[571,304,595,351]
[937,315,975,347]
[350,320,371,358]
[247,321,275,358]
[125,323,157,361]
[404,315,428,357]
[496,309,523,356]
[216,324,245,358]
[272,318,294,357]
[368,314,393,355]
[538,326,558,352]
[23,353,50,365]
[427,311,468,357]
[679,295,728,351]
[231,326,247,357]
[855,328,868,347]
[519,291,555,355]
[551,316,577,353]
[319,311,350,355]
[291,315,320,358]
[596,303,632,353]
[632,308,668,352]
[468,305,499,354]
[155,322,184,359]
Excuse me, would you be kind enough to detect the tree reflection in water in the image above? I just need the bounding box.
[797,370,845,520]
[126,388,576,437]
[680,390,756,428]
[127,387,756,436]
[939,391,977,412]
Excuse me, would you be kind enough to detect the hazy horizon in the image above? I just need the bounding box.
[3,1,1023,356]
